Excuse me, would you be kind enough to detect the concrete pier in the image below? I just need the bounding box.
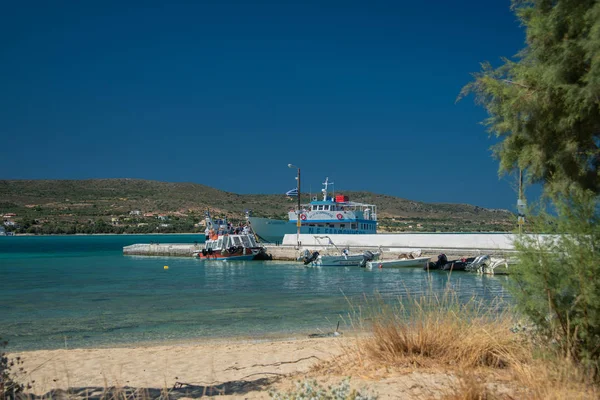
[282,233,521,253]
[123,243,202,257]
[122,242,516,261]
[122,243,302,260]
[122,233,538,260]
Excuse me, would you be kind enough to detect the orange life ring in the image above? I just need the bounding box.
[336,213,343,220]
[300,214,307,220]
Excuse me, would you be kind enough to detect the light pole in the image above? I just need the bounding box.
[288,164,301,248]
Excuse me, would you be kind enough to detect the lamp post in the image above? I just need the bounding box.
[288,164,301,248]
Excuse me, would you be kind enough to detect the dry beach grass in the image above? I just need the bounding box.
[308,289,598,399]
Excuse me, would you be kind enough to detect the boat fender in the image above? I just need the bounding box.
[207,248,214,255]
[201,249,208,257]
[228,246,236,254]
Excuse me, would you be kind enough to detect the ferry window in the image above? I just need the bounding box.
[232,236,242,246]
[340,224,346,228]
[324,205,329,210]
[351,224,357,229]
[328,224,334,228]
[248,236,257,247]
[318,205,323,210]
[217,238,223,249]
[308,224,315,226]
[312,205,317,211]
[241,236,251,247]
[318,224,324,227]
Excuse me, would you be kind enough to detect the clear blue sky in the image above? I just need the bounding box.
[1,0,530,210]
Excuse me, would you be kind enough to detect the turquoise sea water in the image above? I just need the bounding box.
[0,235,511,351]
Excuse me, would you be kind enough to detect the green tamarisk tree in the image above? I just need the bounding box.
[460,0,600,196]
[510,190,600,371]
[462,0,600,374]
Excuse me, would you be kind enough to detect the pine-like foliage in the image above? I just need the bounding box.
[510,190,600,374]
[460,0,600,195]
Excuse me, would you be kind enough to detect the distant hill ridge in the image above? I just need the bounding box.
[0,179,514,232]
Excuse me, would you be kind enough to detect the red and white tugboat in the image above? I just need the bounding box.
[196,211,266,261]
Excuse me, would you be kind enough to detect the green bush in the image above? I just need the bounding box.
[510,190,600,375]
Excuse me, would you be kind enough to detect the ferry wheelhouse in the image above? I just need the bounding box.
[247,178,378,243]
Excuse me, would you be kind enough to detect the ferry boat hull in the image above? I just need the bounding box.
[196,246,261,261]
[247,216,375,244]
[247,217,295,244]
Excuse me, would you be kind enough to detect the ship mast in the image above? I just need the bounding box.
[321,177,334,201]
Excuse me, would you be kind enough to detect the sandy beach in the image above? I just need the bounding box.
[12,337,344,398]
[10,336,466,399]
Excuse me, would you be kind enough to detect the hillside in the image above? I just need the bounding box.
[0,179,515,234]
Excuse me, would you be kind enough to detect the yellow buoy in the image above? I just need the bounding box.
[164,265,169,270]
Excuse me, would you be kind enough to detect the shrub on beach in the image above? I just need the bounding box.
[269,378,377,400]
[510,190,600,377]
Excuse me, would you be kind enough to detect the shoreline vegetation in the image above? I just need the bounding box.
[5,232,207,236]
[6,290,597,399]
[0,178,514,236]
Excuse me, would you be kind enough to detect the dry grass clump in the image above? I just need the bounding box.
[507,355,599,400]
[346,291,526,370]
[322,288,598,399]
[441,374,499,400]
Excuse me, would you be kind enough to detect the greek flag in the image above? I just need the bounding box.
[285,188,298,196]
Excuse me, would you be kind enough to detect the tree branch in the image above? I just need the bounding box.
[502,79,535,91]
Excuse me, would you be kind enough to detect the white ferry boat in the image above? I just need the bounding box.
[248,178,377,243]
[196,211,268,261]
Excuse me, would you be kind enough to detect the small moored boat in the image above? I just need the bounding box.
[366,256,431,269]
[312,250,380,267]
[303,236,380,267]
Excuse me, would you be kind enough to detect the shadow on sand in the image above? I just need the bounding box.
[34,376,278,399]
